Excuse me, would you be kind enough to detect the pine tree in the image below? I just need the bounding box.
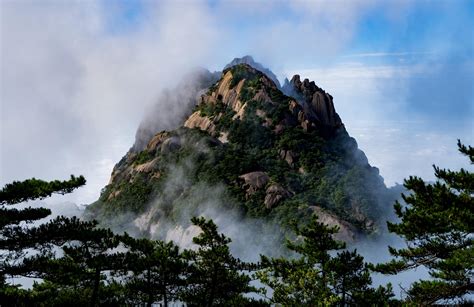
[0,176,85,303]
[8,216,125,306]
[180,217,262,306]
[121,234,186,307]
[257,217,343,305]
[376,140,473,304]
[329,249,394,306]
[258,215,394,306]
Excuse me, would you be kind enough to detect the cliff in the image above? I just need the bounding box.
[86,57,398,244]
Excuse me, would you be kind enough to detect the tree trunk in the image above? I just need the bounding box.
[147,269,153,307]
[163,273,168,307]
[341,275,346,307]
[207,264,218,307]
[91,267,101,307]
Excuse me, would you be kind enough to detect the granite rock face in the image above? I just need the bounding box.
[283,75,342,130]
[264,184,292,209]
[184,112,217,135]
[88,56,397,245]
[239,171,270,195]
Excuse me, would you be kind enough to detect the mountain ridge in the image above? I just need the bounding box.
[86,57,398,245]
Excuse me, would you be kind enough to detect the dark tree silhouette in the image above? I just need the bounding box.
[377,140,473,304]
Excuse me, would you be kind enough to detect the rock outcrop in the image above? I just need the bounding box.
[239,171,270,194]
[160,136,181,154]
[310,206,358,242]
[279,149,297,167]
[264,184,291,209]
[183,63,345,142]
[283,75,343,130]
[184,112,216,136]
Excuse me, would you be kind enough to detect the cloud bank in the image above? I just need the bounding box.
[1,0,472,202]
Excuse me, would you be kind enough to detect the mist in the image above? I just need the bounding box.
[97,132,288,263]
[2,1,471,203]
[1,0,472,301]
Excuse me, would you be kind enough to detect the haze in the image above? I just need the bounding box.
[1,0,473,205]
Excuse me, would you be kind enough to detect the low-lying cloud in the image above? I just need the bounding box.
[3,1,471,204]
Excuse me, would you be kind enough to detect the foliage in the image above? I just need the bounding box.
[257,215,394,306]
[133,150,153,165]
[0,176,86,292]
[0,175,86,229]
[4,216,125,306]
[376,140,474,304]
[227,64,258,88]
[86,63,398,235]
[180,216,263,306]
[0,175,86,205]
[89,173,154,218]
[121,234,187,306]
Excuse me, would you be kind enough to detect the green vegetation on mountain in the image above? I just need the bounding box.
[87,64,398,239]
[1,140,472,305]
[0,176,265,306]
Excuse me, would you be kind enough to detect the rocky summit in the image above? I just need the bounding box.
[86,56,399,243]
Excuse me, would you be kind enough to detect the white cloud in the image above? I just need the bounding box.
[0,1,220,203]
[1,0,470,206]
[2,0,389,204]
[284,62,472,186]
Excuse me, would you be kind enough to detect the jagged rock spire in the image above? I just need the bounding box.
[283,74,342,128]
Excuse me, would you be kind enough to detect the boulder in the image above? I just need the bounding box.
[218,131,229,143]
[239,171,270,194]
[310,206,357,242]
[135,157,159,173]
[264,184,291,209]
[279,149,297,167]
[107,189,121,201]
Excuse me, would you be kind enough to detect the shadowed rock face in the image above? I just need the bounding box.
[283,75,343,129]
[264,184,291,209]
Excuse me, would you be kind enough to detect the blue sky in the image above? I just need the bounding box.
[101,1,474,63]
[1,0,473,203]
[102,0,474,182]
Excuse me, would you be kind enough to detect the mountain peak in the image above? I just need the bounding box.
[224,55,281,88]
[87,57,394,243]
[182,61,344,146]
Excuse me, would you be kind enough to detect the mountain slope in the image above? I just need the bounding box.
[86,58,397,243]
